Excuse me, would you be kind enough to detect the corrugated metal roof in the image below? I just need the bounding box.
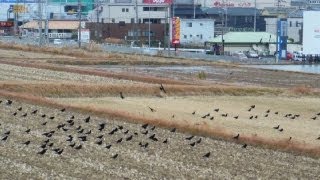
[20,21,80,30]
[208,32,277,43]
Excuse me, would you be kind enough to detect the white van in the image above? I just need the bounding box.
[53,39,62,45]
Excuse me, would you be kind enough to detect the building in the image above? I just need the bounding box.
[207,32,278,54]
[177,18,214,46]
[91,0,170,24]
[20,20,80,39]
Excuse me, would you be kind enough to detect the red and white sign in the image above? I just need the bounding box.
[212,0,253,7]
[171,17,180,44]
[143,0,172,4]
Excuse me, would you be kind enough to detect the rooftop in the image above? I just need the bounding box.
[20,20,80,30]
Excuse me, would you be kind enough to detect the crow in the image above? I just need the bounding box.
[43,139,50,144]
[172,115,175,118]
[149,134,155,139]
[289,137,292,141]
[84,116,90,123]
[317,113,320,116]
[41,114,46,118]
[311,116,317,120]
[85,130,91,135]
[273,125,280,129]
[141,130,148,135]
[214,108,219,112]
[221,113,228,117]
[126,135,133,141]
[75,145,82,150]
[316,136,320,140]
[25,129,31,133]
[190,142,196,147]
[95,140,103,145]
[6,100,12,105]
[170,128,176,133]
[248,108,252,112]
[201,115,207,119]
[192,111,196,115]
[160,84,166,93]
[4,131,10,135]
[274,112,279,115]
[150,137,158,141]
[57,124,66,129]
[109,128,118,135]
[21,113,27,117]
[23,140,30,145]
[254,115,258,119]
[264,114,269,117]
[17,107,22,111]
[12,112,17,116]
[185,135,194,140]
[279,128,284,132]
[78,136,87,141]
[143,142,149,148]
[118,125,123,130]
[69,142,76,147]
[76,126,82,130]
[40,144,46,149]
[163,139,168,144]
[48,143,54,147]
[70,115,75,119]
[233,115,239,119]
[142,123,148,129]
[242,144,247,148]
[148,107,156,112]
[66,120,73,124]
[42,122,47,126]
[150,126,156,131]
[123,130,129,134]
[98,123,106,131]
[249,116,253,119]
[56,149,63,155]
[60,108,66,112]
[210,116,214,120]
[49,116,55,120]
[111,154,118,159]
[266,109,270,113]
[97,135,103,139]
[105,144,112,149]
[2,135,8,141]
[233,134,240,140]
[120,92,125,99]
[66,135,73,142]
[116,138,123,143]
[196,138,202,144]
[203,152,210,158]
[62,128,68,132]
[37,149,47,155]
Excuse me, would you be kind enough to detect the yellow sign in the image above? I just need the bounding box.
[13,5,26,13]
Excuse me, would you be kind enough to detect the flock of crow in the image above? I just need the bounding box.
[0,83,319,161]
[0,98,214,160]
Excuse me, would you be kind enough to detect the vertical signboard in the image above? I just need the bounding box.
[277,19,288,60]
[303,11,320,55]
[172,17,180,44]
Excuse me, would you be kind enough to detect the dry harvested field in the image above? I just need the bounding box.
[0,45,320,179]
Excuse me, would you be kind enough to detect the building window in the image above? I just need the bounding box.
[131,18,134,23]
[190,34,193,38]
[186,22,192,27]
[184,35,187,39]
[289,21,292,27]
[200,34,203,39]
[126,8,129,12]
[122,8,125,12]
[200,23,203,26]
[112,18,115,23]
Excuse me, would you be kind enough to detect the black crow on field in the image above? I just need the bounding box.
[233,134,239,140]
[203,152,210,158]
[120,92,125,99]
[160,84,166,93]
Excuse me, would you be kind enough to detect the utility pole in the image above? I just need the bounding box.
[38,0,43,46]
[148,6,151,48]
[134,0,138,46]
[78,0,82,48]
[254,0,256,32]
[193,0,196,19]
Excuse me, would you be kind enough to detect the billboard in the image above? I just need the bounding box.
[171,17,180,44]
[143,0,172,4]
[303,11,320,55]
[212,0,254,7]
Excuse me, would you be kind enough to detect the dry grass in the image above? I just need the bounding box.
[291,85,313,95]
[0,89,319,158]
[0,59,190,85]
[0,82,289,98]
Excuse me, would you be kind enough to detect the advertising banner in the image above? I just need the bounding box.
[172,17,180,44]
[143,0,172,4]
[303,11,320,55]
[212,0,254,7]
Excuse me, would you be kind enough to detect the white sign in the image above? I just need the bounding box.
[78,29,90,43]
[212,0,254,7]
[303,11,320,54]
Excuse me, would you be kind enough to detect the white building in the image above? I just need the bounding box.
[89,0,170,24]
[173,18,214,46]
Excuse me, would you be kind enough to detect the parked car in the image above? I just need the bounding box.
[53,39,62,45]
[244,51,259,58]
[232,52,248,60]
[286,51,294,60]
